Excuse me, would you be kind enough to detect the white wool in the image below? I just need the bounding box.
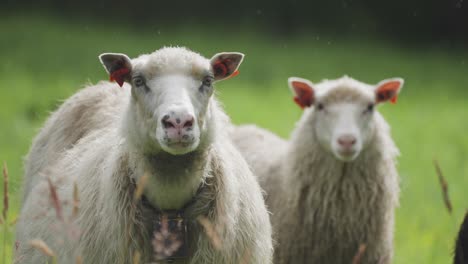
[16,48,272,264]
[231,76,400,264]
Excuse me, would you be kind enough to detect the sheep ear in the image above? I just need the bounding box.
[210,52,244,81]
[375,78,404,104]
[99,53,132,87]
[288,77,315,109]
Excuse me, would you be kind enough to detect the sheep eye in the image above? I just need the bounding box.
[317,103,324,111]
[133,76,145,87]
[202,76,213,87]
[366,103,374,113]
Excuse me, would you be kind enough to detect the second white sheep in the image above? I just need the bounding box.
[231,76,404,264]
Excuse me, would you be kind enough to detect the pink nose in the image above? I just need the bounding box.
[337,135,356,149]
[162,113,194,131]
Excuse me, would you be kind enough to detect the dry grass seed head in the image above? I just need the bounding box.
[196,215,222,250]
[72,182,80,219]
[29,239,55,257]
[351,244,367,264]
[3,161,9,221]
[47,177,64,221]
[133,250,141,264]
[433,159,453,214]
[134,172,149,202]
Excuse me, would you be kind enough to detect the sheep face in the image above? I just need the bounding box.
[289,76,404,162]
[99,48,244,155]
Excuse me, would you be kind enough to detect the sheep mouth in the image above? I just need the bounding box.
[161,141,199,155]
[335,149,359,162]
[167,142,192,148]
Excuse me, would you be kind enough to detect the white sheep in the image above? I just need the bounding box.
[231,76,404,264]
[16,47,273,264]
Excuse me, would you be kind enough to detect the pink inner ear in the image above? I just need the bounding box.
[376,81,401,103]
[213,61,228,78]
[110,68,130,87]
[293,97,306,109]
[292,81,313,109]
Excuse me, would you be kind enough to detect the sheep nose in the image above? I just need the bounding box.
[337,134,357,149]
[161,113,195,131]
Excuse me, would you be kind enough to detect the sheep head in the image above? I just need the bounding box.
[289,76,404,162]
[99,47,244,155]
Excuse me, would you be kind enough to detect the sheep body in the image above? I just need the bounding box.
[231,76,400,264]
[16,48,273,264]
[22,83,124,203]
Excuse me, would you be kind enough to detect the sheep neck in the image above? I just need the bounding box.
[130,147,212,211]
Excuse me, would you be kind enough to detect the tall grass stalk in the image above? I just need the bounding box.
[3,162,9,264]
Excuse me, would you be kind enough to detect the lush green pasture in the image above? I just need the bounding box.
[1,14,467,263]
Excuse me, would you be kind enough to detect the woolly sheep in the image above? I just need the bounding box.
[231,76,404,264]
[16,47,273,264]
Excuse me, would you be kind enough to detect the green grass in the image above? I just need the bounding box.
[1,14,468,263]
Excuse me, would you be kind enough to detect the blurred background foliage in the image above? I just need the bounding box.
[3,0,468,44]
[0,1,467,263]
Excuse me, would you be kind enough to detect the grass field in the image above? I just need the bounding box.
[1,14,467,263]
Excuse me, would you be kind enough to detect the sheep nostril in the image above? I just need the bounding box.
[162,114,194,130]
[183,119,193,128]
[162,119,175,129]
